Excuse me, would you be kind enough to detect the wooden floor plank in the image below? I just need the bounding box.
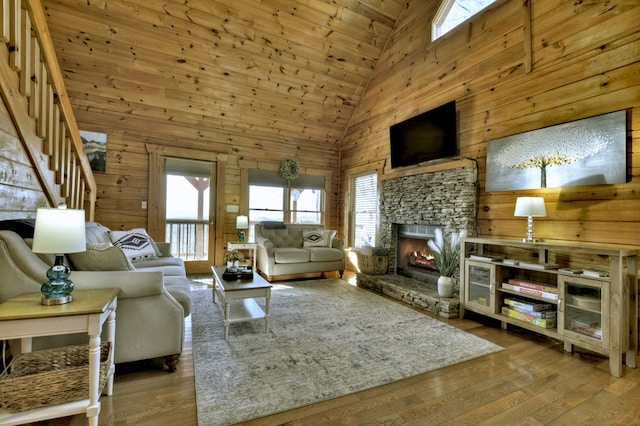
[27,274,639,425]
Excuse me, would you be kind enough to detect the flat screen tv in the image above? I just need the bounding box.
[389,100,457,169]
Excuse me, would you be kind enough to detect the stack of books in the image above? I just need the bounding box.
[569,318,602,339]
[502,297,557,329]
[501,278,558,301]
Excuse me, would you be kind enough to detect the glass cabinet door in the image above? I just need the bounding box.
[558,276,609,348]
[465,261,495,313]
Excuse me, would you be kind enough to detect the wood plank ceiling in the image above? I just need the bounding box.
[41,0,408,151]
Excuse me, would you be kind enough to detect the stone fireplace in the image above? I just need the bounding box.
[356,162,477,317]
[379,162,478,290]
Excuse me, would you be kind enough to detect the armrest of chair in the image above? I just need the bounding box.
[70,270,165,299]
[256,237,274,255]
[332,237,345,250]
[155,242,172,257]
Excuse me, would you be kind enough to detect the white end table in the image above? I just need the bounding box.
[227,241,257,267]
[0,288,119,426]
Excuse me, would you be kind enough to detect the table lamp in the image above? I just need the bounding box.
[514,197,546,243]
[236,215,249,243]
[32,206,86,305]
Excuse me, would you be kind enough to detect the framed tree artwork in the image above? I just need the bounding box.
[80,130,107,172]
[485,111,626,192]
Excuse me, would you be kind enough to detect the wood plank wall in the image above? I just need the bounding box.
[340,0,640,248]
[0,98,47,219]
[37,0,344,247]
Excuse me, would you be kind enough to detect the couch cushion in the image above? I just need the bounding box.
[109,228,158,262]
[68,244,135,271]
[134,263,187,278]
[163,276,192,316]
[133,255,185,269]
[307,247,343,262]
[273,248,311,263]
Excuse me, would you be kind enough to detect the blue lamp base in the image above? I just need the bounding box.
[41,255,74,305]
[238,230,246,243]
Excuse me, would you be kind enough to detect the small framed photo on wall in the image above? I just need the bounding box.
[80,130,107,173]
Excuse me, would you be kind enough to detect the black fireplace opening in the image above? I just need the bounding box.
[394,224,440,284]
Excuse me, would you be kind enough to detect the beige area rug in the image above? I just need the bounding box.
[192,279,503,425]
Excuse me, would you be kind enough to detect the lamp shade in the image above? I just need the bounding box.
[32,207,86,254]
[514,197,547,217]
[236,215,249,230]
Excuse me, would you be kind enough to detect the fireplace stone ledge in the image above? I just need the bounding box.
[356,273,459,319]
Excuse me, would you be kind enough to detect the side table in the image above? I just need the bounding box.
[227,241,258,267]
[0,288,119,426]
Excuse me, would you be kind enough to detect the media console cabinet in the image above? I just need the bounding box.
[459,237,638,377]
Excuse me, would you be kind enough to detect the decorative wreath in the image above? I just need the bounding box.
[280,159,300,180]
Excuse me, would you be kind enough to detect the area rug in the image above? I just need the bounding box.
[192,279,502,425]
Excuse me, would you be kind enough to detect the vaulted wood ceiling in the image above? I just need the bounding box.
[42,0,408,149]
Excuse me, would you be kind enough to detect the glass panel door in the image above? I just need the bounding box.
[164,158,215,274]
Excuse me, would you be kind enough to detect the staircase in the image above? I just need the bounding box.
[0,0,96,218]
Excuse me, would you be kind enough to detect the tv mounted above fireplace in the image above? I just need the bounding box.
[389,100,458,169]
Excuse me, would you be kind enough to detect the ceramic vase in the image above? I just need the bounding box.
[437,276,454,298]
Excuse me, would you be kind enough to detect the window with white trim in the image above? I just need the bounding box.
[432,0,497,41]
[248,170,325,240]
[350,172,378,249]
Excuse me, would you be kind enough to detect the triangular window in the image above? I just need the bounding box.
[432,0,497,41]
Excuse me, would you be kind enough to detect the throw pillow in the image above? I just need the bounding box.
[302,230,336,248]
[68,244,135,271]
[302,230,326,247]
[109,228,158,262]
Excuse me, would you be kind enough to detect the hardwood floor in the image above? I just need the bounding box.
[30,274,640,425]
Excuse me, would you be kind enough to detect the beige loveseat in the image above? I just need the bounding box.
[0,220,191,372]
[255,222,345,281]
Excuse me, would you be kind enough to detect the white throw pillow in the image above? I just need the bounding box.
[303,230,337,248]
[109,228,158,262]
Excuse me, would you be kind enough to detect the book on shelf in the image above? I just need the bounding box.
[558,268,583,275]
[569,319,602,339]
[507,279,558,294]
[501,283,559,301]
[519,261,560,270]
[582,269,610,278]
[501,306,557,329]
[503,297,555,313]
[469,254,503,262]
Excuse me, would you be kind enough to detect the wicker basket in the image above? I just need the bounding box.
[0,342,111,412]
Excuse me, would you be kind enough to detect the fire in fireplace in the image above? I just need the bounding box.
[395,224,441,284]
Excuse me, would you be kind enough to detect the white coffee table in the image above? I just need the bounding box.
[211,266,271,339]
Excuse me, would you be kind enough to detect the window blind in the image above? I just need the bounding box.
[352,173,378,248]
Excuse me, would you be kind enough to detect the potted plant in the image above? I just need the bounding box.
[427,228,467,297]
[223,249,245,269]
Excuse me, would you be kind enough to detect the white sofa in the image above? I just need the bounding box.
[255,222,345,281]
[0,220,190,372]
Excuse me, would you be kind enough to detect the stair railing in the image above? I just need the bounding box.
[0,0,96,219]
